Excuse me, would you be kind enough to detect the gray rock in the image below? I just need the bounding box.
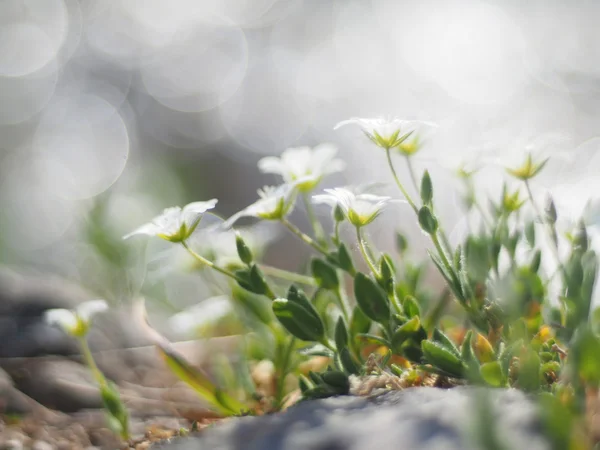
[153,388,551,450]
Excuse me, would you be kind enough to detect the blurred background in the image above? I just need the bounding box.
[2,0,600,332]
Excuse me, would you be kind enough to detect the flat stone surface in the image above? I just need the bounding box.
[153,387,551,450]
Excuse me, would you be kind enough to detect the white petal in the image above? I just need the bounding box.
[44,309,78,332]
[123,222,165,239]
[169,295,232,336]
[183,199,218,215]
[258,156,286,175]
[77,300,109,321]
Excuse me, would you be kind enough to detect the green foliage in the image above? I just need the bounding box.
[118,130,600,447]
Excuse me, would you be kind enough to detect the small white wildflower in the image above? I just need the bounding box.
[313,187,401,227]
[45,300,109,337]
[168,295,232,337]
[258,144,345,192]
[123,199,218,242]
[334,117,437,150]
[482,133,572,181]
[224,183,300,228]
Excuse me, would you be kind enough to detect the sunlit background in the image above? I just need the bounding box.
[2,0,600,332]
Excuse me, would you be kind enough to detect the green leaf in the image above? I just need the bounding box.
[320,371,350,394]
[157,343,245,416]
[529,249,542,273]
[334,316,349,351]
[395,232,408,254]
[421,340,464,378]
[272,298,325,342]
[420,170,433,205]
[378,254,396,294]
[357,333,391,348]
[391,316,421,350]
[311,258,339,290]
[480,361,505,387]
[403,296,421,318]
[524,221,536,247]
[353,272,391,323]
[349,306,371,335]
[298,343,334,358]
[517,347,540,392]
[418,205,438,234]
[327,243,355,274]
[339,347,361,375]
[432,328,460,357]
[572,327,600,386]
[460,330,480,379]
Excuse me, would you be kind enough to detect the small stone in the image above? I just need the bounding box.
[0,439,23,450]
[31,441,54,450]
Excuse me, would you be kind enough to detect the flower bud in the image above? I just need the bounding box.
[235,232,254,265]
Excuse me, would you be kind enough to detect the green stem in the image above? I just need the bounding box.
[281,218,329,256]
[183,241,277,300]
[303,192,327,245]
[79,337,106,387]
[356,227,380,277]
[524,179,568,281]
[405,155,420,194]
[336,280,351,322]
[259,264,317,286]
[274,337,296,410]
[432,231,454,278]
[181,241,241,281]
[386,148,418,213]
[333,220,341,246]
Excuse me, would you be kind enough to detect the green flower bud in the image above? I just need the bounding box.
[420,170,433,205]
[418,205,438,234]
[235,232,254,265]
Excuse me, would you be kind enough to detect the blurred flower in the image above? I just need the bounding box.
[334,117,437,150]
[224,183,299,227]
[169,295,232,337]
[258,144,345,192]
[313,187,400,227]
[45,300,108,337]
[483,133,572,181]
[123,200,218,242]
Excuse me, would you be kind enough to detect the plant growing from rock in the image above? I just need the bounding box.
[119,118,600,448]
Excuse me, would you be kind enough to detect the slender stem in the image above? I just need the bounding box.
[405,155,420,194]
[432,231,454,276]
[183,240,276,299]
[79,337,106,387]
[524,180,568,281]
[259,264,317,286]
[281,218,329,256]
[303,192,327,245]
[336,280,351,322]
[356,227,380,277]
[181,241,241,281]
[386,148,418,213]
[524,180,544,221]
[274,337,296,410]
[333,220,341,246]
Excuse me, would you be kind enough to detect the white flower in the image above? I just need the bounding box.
[123,199,218,242]
[334,117,437,150]
[168,295,232,337]
[45,300,109,337]
[313,187,400,227]
[258,144,345,192]
[482,133,572,181]
[224,183,299,228]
